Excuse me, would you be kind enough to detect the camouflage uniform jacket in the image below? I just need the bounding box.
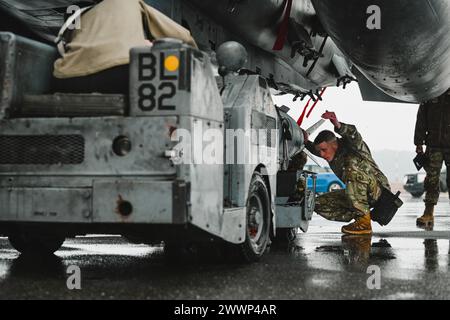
[414,90,450,150]
[307,123,390,191]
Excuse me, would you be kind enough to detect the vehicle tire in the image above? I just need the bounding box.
[8,233,65,255]
[328,182,343,192]
[411,192,424,198]
[237,172,271,262]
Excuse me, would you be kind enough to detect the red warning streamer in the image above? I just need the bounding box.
[296,88,327,126]
[306,88,327,119]
[272,0,293,51]
[296,97,312,126]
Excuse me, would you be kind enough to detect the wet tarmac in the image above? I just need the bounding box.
[0,194,449,300]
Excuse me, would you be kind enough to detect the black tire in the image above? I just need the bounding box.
[237,172,271,262]
[328,182,343,192]
[9,233,65,255]
[411,192,424,198]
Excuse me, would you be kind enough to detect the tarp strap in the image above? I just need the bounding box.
[54,5,93,56]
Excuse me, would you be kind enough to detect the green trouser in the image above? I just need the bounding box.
[314,190,360,222]
[424,150,450,205]
[314,189,376,222]
[312,159,382,222]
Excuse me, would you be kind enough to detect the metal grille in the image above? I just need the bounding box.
[0,135,85,165]
[266,116,277,147]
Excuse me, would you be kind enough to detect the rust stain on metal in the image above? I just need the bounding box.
[115,194,129,222]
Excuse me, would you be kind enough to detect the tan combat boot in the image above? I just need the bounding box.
[416,204,434,227]
[341,213,372,235]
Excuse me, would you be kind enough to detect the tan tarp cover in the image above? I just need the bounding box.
[54,0,197,78]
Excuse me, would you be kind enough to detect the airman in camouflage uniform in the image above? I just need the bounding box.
[305,112,390,235]
[414,88,450,226]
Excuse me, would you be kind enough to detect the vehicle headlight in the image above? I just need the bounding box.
[417,173,426,183]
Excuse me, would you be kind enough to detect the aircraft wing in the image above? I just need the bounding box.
[1,0,448,103]
[353,68,414,104]
[187,0,450,103]
[311,0,450,103]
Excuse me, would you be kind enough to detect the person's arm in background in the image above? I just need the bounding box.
[414,103,427,154]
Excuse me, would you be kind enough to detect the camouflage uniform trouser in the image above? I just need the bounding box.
[312,158,383,222]
[424,150,450,205]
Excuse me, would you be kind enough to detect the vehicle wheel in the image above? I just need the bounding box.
[237,172,271,262]
[411,192,424,198]
[9,233,65,255]
[328,182,343,192]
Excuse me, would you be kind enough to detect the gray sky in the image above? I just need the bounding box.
[272,83,419,152]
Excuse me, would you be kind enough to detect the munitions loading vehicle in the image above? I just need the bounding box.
[0,11,317,263]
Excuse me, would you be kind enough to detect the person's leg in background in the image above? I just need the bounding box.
[418,150,444,226]
[445,152,450,202]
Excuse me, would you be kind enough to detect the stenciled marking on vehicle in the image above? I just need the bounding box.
[137,52,178,112]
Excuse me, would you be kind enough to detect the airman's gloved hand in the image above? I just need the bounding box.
[322,110,341,129]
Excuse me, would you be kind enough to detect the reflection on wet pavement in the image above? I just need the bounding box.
[0,194,449,299]
[424,239,439,272]
[8,254,66,279]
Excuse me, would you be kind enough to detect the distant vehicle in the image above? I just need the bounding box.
[403,170,448,198]
[304,164,345,193]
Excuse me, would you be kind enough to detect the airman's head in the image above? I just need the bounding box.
[314,130,339,162]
